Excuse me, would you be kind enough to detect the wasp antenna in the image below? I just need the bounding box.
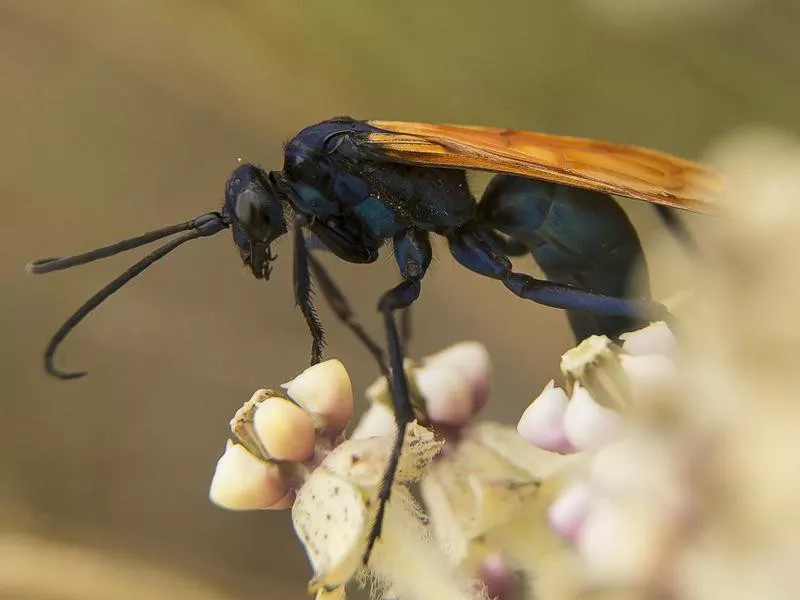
[42,213,229,380]
[26,212,227,275]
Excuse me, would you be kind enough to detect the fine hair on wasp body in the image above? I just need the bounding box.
[27,115,719,564]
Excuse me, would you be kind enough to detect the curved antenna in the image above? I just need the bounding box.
[34,212,229,380]
[27,213,227,274]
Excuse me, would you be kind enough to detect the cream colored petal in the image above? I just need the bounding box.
[426,424,573,540]
[420,475,470,563]
[293,470,368,591]
[368,488,476,600]
[472,422,581,481]
[322,423,442,488]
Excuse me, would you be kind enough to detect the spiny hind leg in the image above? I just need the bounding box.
[446,226,670,327]
[475,175,657,339]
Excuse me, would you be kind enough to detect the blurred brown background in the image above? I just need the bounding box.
[1,1,799,597]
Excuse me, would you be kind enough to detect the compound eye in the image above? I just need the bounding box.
[225,163,286,248]
[235,188,271,242]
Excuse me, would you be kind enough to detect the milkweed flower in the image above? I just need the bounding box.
[208,357,477,600]
[209,341,580,600]
[511,128,800,599]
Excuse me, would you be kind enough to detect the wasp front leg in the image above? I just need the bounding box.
[304,251,391,382]
[292,215,327,364]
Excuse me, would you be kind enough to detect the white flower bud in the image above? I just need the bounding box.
[619,321,676,358]
[424,341,491,413]
[517,381,575,453]
[350,402,396,440]
[416,363,474,428]
[283,359,354,433]
[254,397,316,462]
[563,385,625,452]
[209,441,290,510]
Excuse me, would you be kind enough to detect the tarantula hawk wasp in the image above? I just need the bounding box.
[27,116,721,564]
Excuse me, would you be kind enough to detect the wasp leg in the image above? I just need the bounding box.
[483,229,530,257]
[400,305,412,352]
[306,251,391,382]
[292,215,325,364]
[447,226,670,325]
[364,228,432,565]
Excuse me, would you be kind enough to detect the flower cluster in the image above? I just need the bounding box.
[209,341,584,600]
[210,360,355,513]
[207,130,800,600]
[518,323,689,591]
[209,354,473,600]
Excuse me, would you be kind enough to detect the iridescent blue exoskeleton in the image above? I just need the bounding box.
[27,116,718,564]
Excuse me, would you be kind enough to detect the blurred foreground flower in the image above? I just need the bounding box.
[517,128,800,599]
[516,322,690,591]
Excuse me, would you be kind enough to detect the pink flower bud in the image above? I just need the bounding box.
[425,342,491,413]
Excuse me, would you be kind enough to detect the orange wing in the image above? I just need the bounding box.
[364,120,723,214]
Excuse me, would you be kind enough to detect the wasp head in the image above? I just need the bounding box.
[224,163,288,280]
